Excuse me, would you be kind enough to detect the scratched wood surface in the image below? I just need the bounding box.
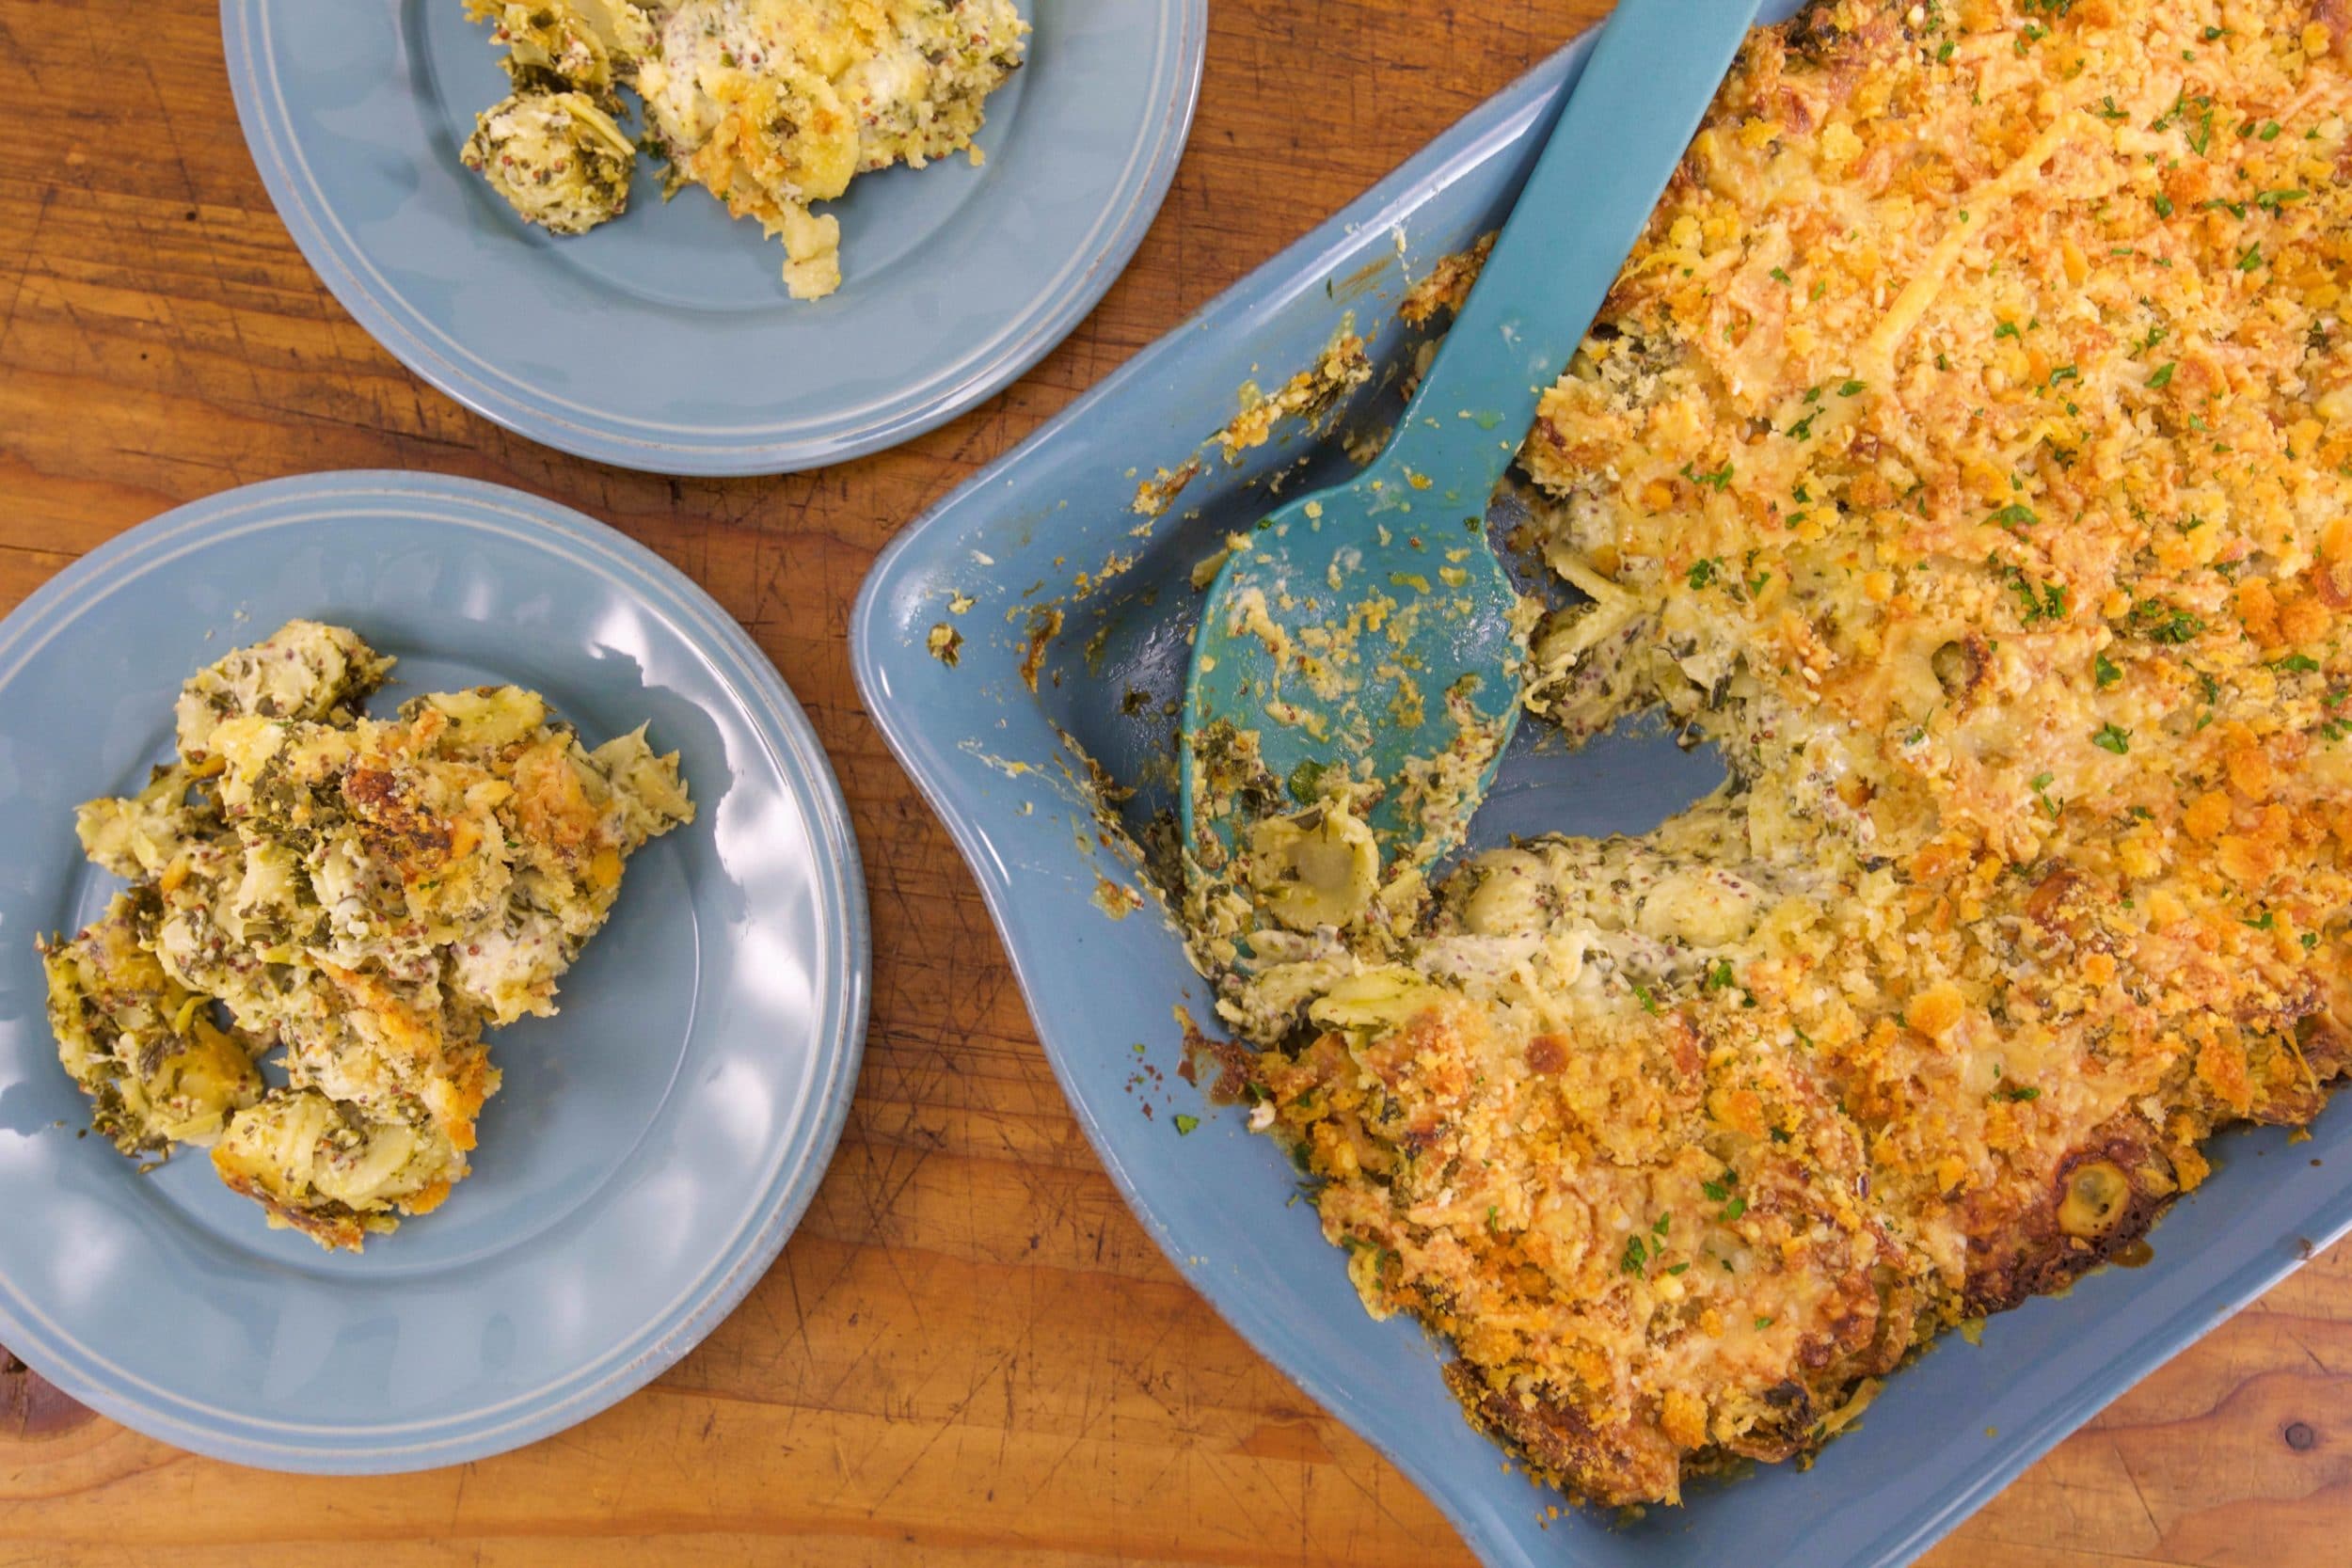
[0,2,2347,1563]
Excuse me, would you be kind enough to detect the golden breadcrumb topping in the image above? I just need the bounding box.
[1204,0,2352,1508]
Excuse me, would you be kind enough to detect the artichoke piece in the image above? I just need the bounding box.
[174,618,393,762]
[1307,966,1445,1035]
[74,762,218,881]
[460,90,638,236]
[212,1089,466,1252]
[587,723,697,849]
[1248,804,1378,932]
[464,0,654,99]
[41,892,262,1156]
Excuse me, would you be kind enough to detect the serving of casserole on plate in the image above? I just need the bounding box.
[855,1,2352,1561]
[44,619,692,1251]
[217,0,1203,473]
[0,473,866,1473]
[456,0,1029,298]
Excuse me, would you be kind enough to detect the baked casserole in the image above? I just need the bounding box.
[1188,0,2352,1508]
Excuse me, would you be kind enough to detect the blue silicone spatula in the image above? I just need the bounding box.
[1180,0,1762,885]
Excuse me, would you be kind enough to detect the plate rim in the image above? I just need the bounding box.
[0,469,871,1473]
[216,0,1209,477]
[847,37,2352,1568]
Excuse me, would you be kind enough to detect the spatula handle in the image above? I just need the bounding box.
[1375,0,1763,510]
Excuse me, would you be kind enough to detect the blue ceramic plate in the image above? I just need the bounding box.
[219,1,1205,476]
[0,472,867,1472]
[850,24,2352,1568]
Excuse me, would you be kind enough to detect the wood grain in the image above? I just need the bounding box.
[1,3,2347,1563]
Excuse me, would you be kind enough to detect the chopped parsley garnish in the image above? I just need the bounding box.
[1620,1234,1648,1275]
[2237,244,2264,272]
[2276,654,2321,673]
[2007,569,2069,624]
[1837,378,1867,397]
[1999,1085,2042,1102]
[1653,1212,1672,1235]
[1707,958,1736,990]
[2030,770,2062,820]
[1702,1179,1731,1202]
[1682,460,1734,491]
[2131,599,2204,643]
[1172,1114,1200,1135]
[1770,265,1793,286]
[1718,1196,1748,1223]
[2255,188,2308,211]
[2095,652,2122,687]
[1756,1316,1775,1330]
[1989,503,2040,531]
[1286,759,1327,802]
[2045,365,2079,388]
[1993,321,2022,341]
[2091,723,2132,755]
[2152,193,2174,218]
[2147,361,2176,388]
[1687,558,1720,590]
[2244,911,2276,930]
[1632,982,1661,1014]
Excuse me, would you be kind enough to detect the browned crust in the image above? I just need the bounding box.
[1445,1361,1683,1508]
[214,1171,369,1253]
[1960,1115,2175,1316]
[2318,0,2352,63]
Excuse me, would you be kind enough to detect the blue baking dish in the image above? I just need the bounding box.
[849,20,2352,1566]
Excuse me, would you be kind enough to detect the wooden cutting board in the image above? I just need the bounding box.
[1,3,2346,1562]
